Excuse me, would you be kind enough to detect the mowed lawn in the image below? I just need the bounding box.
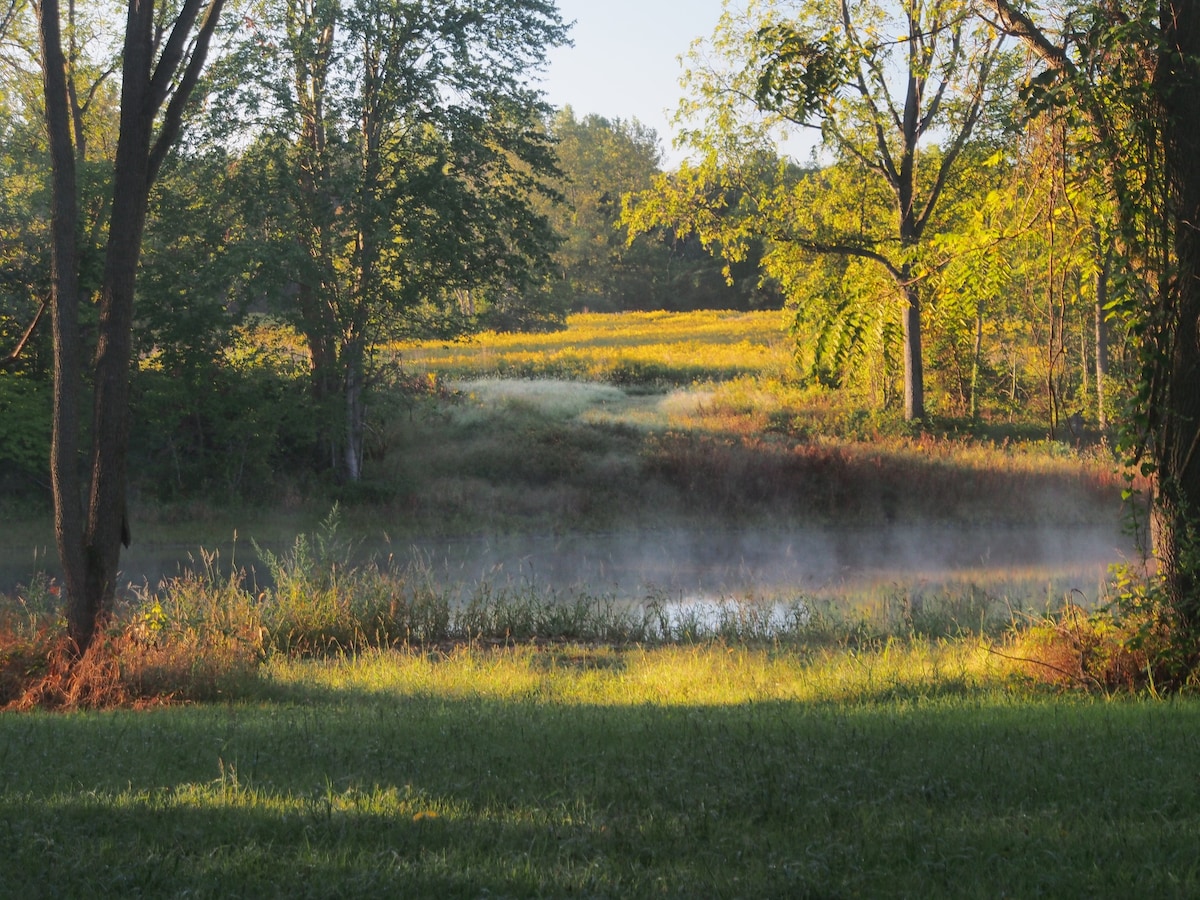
[3,646,1200,898]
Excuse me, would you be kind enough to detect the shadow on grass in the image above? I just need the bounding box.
[3,678,1200,897]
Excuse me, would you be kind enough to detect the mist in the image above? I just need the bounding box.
[0,521,1130,608]
[399,523,1132,601]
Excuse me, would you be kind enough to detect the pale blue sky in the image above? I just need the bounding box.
[540,0,729,165]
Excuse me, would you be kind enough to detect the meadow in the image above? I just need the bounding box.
[364,310,1126,537]
[1,310,1172,897]
[5,647,1200,897]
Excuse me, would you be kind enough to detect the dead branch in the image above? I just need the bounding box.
[1,298,47,370]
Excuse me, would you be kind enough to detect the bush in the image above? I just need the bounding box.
[131,357,316,502]
[999,564,1200,694]
[0,374,51,488]
[1,555,262,710]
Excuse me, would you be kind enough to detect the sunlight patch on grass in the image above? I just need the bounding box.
[393,311,793,384]
[261,642,1008,708]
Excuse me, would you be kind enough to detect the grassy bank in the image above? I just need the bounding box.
[401,314,1120,529]
[1,311,1127,565]
[101,309,1123,537]
[3,645,1199,898]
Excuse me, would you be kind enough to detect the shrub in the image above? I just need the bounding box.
[2,565,263,710]
[0,374,51,488]
[1001,603,1153,693]
[131,356,316,502]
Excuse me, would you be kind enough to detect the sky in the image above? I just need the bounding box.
[539,0,729,167]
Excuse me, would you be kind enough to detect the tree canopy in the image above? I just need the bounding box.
[627,0,1015,420]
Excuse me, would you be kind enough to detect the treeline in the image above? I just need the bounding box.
[0,0,773,498]
[0,0,1140,505]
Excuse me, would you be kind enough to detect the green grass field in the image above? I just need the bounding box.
[3,646,1199,897]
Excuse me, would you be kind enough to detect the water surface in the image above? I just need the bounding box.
[0,524,1137,606]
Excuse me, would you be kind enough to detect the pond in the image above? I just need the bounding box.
[1,523,1138,610]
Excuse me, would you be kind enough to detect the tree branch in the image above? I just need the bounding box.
[147,0,206,111]
[0,299,47,370]
[789,235,905,282]
[148,0,229,183]
[975,0,1074,76]
[914,40,997,238]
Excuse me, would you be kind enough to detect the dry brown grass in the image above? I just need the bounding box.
[640,428,1121,525]
[0,619,261,711]
[996,602,1166,693]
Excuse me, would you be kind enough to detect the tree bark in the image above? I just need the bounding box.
[901,279,925,421]
[36,0,88,643]
[970,305,984,421]
[1151,0,1200,642]
[1094,236,1111,430]
[343,342,365,482]
[38,0,228,654]
[70,0,158,648]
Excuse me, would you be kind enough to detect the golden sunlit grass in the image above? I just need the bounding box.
[390,310,793,384]
[261,640,1005,707]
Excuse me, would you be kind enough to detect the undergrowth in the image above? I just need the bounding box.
[999,563,1200,694]
[2,510,1156,709]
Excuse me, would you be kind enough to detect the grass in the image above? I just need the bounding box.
[0,310,1163,894]
[3,645,1200,897]
[389,309,795,386]
[363,373,1125,536]
[0,310,1125,541]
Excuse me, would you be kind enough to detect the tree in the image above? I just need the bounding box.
[540,108,665,312]
[630,0,1010,420]
[924,122,1118,427]
[978,0,1200,671]
[35,0,229,653]
[226,0,567,481]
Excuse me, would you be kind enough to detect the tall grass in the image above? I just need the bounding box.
[2,509,1122,709]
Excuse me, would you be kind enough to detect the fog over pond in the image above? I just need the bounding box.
[396,524,1133,602]
[1,523,1135,607]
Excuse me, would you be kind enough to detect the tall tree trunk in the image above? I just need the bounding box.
[38,0,227,654]
[37,0,87,638]
[343,341,365,482]
[901,279,925,421]
[1151,0,1200,647]
[296,282,343,470]
[970,305,984,421]
[1094,236,1111,430]
[70,0,157,649]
